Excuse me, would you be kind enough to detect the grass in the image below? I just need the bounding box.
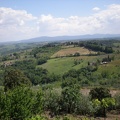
[38,57,75,75]
[113,42,120,47]
[94,59,120,76]
[38,56,97,75]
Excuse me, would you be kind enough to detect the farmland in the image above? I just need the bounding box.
[51,47,97,58]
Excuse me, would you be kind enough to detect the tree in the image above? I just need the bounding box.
[4,68,31,91]
[90,87,113,118]
[92,98,115,118]
[89,87,111,101]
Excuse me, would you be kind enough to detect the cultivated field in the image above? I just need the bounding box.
[51,47,96,58]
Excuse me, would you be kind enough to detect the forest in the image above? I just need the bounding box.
[0,38,120,120]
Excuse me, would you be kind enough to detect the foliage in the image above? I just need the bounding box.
[0,86,44,120]
[0,87,34,120]
[77,95,93,115]
[4,68,31,91]
[89,87,115,117]
[61,86,81,113]
[37,57,47,65]
[30,45,61,59]
[32,89,44,115]
[61,77,79,89]
[43,88,62,115]
[114,92,120,109]
[79,41,114,53]
[11,59,60,85]
[26,115,46,120]
[89,87,111,101]
[63,69,78,79]
[92,98,115,117]
[61,78,81,114]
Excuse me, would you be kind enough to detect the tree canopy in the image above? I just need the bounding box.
[4,68,31,91]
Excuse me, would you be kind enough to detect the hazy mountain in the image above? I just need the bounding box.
[1,34,120,44]
[20,34,120,43]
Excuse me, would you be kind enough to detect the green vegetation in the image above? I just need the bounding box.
[4,68,31,91]
[0,39,120,119]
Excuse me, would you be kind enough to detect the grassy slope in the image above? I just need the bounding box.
[94,59,120,76]
[39,50,120,76]
[38,56,97,75]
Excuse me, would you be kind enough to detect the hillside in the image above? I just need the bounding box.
[0,39,120,87]
[0,39,120,120]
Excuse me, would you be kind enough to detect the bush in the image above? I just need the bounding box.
[61,84,81,113]
[0,87,44,120]
[37,58,47,65]
[76,95,93,115]
[43,89,62,115]
[0,87,34,120]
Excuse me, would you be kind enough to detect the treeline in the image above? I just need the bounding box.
[64,40,115,53]
[82,42,114,53]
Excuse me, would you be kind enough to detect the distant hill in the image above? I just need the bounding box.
[20,34,120,43]
[0,34,120,45]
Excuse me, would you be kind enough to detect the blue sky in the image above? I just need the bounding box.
[0,0,120,41]
[1,0,120,17]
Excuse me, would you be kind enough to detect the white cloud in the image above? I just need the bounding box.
[92,7,100,11]
[0,7,39,41]
[37,4,120,36]
[0,4,120,42]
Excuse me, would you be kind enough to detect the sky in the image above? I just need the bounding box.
[0,0,120,42]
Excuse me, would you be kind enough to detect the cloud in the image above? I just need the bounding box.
[0,4,120,42]
[92,7,100,11]
[0,7,39,41]
[37,4,120,36]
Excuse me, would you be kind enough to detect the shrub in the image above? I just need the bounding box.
[0,87,44,120]
[0,87,34,120]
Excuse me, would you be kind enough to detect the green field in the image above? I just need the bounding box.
[38,56,97,75]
